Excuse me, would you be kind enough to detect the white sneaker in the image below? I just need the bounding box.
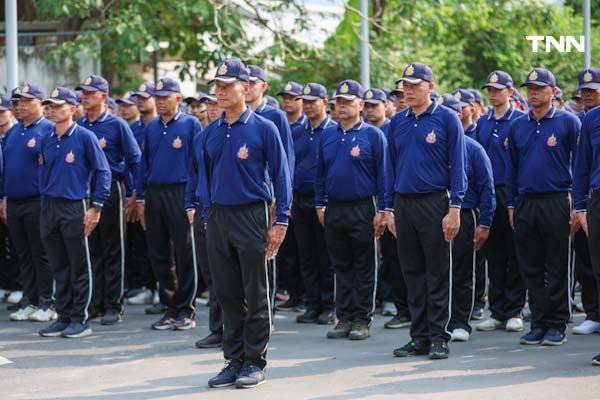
[7,290,23,304]
[476,317,505,331]
[381,302,397,317]
[0,289,10,302]
[505,317,524,332]
[127,288,154,305]
[153,290,159,305]
[29,308,57,322]
[573,319,600,335]
[450,328,470,342]
[10,305,37,321]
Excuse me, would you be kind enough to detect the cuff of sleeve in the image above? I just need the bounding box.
[275,217,289,225]
[275,221,288,227]
[377,209,386,213]
[507,206,514,209]
[576,209,587,213]
[136,199,145,203]
[385,208,394,212]
[315,205,326,209]
[479,224,491,229]
[92,201,104,208]
[449,205,461,209]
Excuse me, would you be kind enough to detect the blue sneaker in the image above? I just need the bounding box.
[541,328,567,346]
[39,320,69,337]
[208,363,240,388]
[61,322,92,338]
[235,363,266,388]
[520,328,547,345]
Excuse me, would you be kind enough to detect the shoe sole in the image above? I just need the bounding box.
[101,318,122,326]
[317,320,337,325]
[196,343,222,349]
[10,316,33,321]
[62,329,92,338]
[173,321,197,331]
[520,339,542,345]
[476,325,505,332]
[39,331,63,337]
[429,353,449,360]
[385,322,411,329]
[592,359,600,366]
[450,337,469,342]
[236,379,267,389]
[505,327,524,332]
[296,319,318,324]
[152,324,174,330]
[208,381,236,388]
[541,338,567,346]
[327,334,350,339]
[348,334,370,340]
[394,351,428,357]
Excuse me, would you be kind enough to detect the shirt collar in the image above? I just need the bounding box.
[51,123,77,138]
[304,116,332,131]
[406,100,439,118]
[337,118,364,133]
[527,105,557,122]
[24,115,45,128]
[160,110,182,125]
[466,122,477,133]
[487,104,517,121]
[255,102,267,114]
[84,109,109,124]
[218,106,253,127]
[293,114,307,126]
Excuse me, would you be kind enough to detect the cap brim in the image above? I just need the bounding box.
[363,99,384,104]
[153,90,179,96]
[116,99,135,105]
[214,76,240,83]
[400,78,424,84]
[482,83,510,89]
[0,106,10,111]
[520,81,552,88]
[199,96,217,102]
[133,92,152,98]
[297,95,323,101]
[75,85,103,92]
[334,94,359,100]
[16,93,42,100]
[42,98,68,105]
[278,91,300,97]
[390,89,404,95]
[249,76,266,82]
[184,97,202,103]
[578,82,600,90]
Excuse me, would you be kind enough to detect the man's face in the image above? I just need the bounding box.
[0,110,12,126]
[362,101,386,124]
[486,87,512,108]
[394,92,407,111]
[189,100,208,122]
[460,105,474,124]
[81,90,107,111]
[245,81,267,104]
[18,97,43,121]
[526,84,555,108]
[155,93,181,116]
[335,97,363,123]
[119,103,139,121]
[136,96,156,114]
[281,94,302,115]
[73,104,85,119]
[206,101,222,123]
[46,103,75,124]
[581,88,600,109]
[302,98,327,120]
[385,101,396,118]
[216,81,249,110]
[403,81,432,109]
[11,100,21,119]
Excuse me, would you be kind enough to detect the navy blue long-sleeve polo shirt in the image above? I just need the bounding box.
[463,136,496,228]
[255,102,295,179]
[573,106,600,211]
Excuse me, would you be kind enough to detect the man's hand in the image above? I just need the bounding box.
[508,208,515,230]
[124,193,138,223]
[136,202,146,231]
[386,211,396,238]
[373,212,386,238]
[316,208,325,226]
[570,210,582,236]
[266,224,287,260]
[473,226,490,251]
[0,200,6,224]
[186,209,195,225]
[578,212,588,236]
[84,207,102,236]
[442,207,461,242]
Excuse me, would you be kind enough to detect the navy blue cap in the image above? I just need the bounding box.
[248,65,267,83]
[430,91,439,101]
[363,88,387,104]
[482,71,513,89]
[510,88,525,103]
[154,78,181,96]
[329,90,337,105]
[572,89,582,100]
[42,87,79,106]
[520,68,556,88]
[214,59,250,83]
[553,87,564,101]
[398,62,434,84]
[452,89,475,107]
[390,80,404,95]
[278,81,303,96]
[382,88,396,102]
[76,74,109,92]
[75,91,82,104]
[199,85,217,102]
[116,91,136,105]
[10,86,22,101]
[185,92,208,104]
[105,97,118,111]
[578,67,600,90]
[441,94,463,113]
[265,95,279,108]
[133,82,155,98]
[468,89,483,103]
[15,83,45,101]
[334,80,363,100]
[297,83,328,100]
[0,96,12,111]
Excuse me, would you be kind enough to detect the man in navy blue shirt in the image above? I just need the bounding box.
[116,92,139,125]
[76,75,141,325]
[292,83,335,324]
[390,81,407,113]
[386,62,466,360]
[441,94,496,342]
[196,59,291,389]
[507,68,580,346]
[185,92,209,128]
[278,81,305,132]
[2,84,55,323]
[38,87,111,338]
[474,71,527,334]
[316,80,387,341]
[136,77,201,331]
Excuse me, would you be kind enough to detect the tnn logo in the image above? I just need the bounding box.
[526,36,585,53]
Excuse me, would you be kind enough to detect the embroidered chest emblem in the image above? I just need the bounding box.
[27,138,36,148]
[65,150,75,163]
[99,136,107,148]
[547,134,557,147]
[172,136,182,149]
[426,130,436,144]
[350,144,360,157]
[237,144,249,159]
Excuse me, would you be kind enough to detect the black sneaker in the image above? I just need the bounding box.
[195,332,222,349]
[384,316,411,329]
[101,309,122,325]
[429,342,450,359]
[592,353,600,366]
[145,303,167,315]
[276,296,301,311]
[393,339,430,357]
[151,314,175,330]
[87,307,104,321]
[61,322,93,338]
[296,309,320,324]
[349,321,370,340]
[173,312,196,330]
[208,363,240,388]
[327,320,353,339]
[235,363,266,389]
[317,310,337,325]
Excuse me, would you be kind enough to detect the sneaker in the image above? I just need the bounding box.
[326,320,353,339]
[349,321,370,340]
[151,314,175,330]
[62,322,92,338]
[450,328,470,342]
[7,291,23,304]
[541,328,567,346]
[520,328,547,345]
[127,288,154,305]
[429,342,450,359]
[235,363,266,389]
[381,302,397,317]
[573,320,600,335]
[476,317,505,331]
[9,305,38,321]
[172,312,196,330]
[39,320,70,337]
[0,289,10,302]
[506,317,524,332]
[145,303,167,315]
[87,307,104,321]
[296,309,319,324]
[317,309,337,325]
[592,354,600,366]
[101,309,122,325]
[471,307,485,320]
[393,339,430,357]
[276,296,301,312]
[384,316,411,329]
[195,332,222,349]
[29,308,57,322]
[208,363,240,388]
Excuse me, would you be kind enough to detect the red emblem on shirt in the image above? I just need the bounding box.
[172,136,182,149]
[504,138,509,149]
[547,134,557,147]
[426,130,436,144]
[99,136,107,149]
[65,150,75,163]
[27,138,36,148]
[350,145,360,157]
[237,144,249,159]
